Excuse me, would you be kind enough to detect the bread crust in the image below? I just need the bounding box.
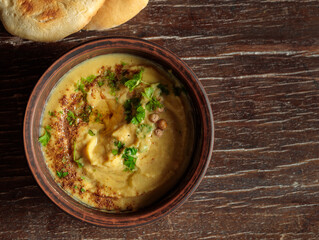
[85,0,148,31]
[0,0,105,42]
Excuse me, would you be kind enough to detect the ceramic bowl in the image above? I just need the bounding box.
[23,37,213,227]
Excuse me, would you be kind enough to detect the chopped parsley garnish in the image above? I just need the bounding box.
[84,75,96,84]
[38,125,51,146]
[123,98,145,124]
[142,87,163,111]
[88,129,95,136]
[112,140,125,155]
[67,110,76,125]
[73,141,84,168]
[173,86,186,96]
[48,111,56,117]
[74,185,78,189]
[121,61,128,66]
[59,110,63,114]
[124,70,143,91]
[79,105,92,123]
[97,80,105,87]
[131,106,145,125]
[81,188,86,192]
[157,83,170,95]
[56,169,68,178]
[136,124,152,138]
[95,111,102,123]
[122,147,138,171]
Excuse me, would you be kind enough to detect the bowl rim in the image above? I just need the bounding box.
[23,36,214,228]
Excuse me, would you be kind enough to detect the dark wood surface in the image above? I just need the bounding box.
[1,0,319,239]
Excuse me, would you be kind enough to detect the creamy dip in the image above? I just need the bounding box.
[39,54,194,211]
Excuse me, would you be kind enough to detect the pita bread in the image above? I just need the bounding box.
[0,0,105,42]
[85,0,148,31]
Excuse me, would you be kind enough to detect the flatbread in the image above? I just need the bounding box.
[85,0,148,31]
[0,0,105,42]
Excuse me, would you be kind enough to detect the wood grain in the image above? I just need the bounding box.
[0,0,319,239]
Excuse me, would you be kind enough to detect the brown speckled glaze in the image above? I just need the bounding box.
[23,37,214,228]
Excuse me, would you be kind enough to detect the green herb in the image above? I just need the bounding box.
[76,159,84,168]
[112,140,125,155]
[131,106,145,125]
[146,98,163,112]
[136,124,152,138]
[121,61,128,66]
[79,105,92,123]
[38,125,51,146]
[48,111,56,117]
[95,111,102,123]
[123,98,141,123]
[124,70,143,91]
[81,188,86,192]
[142,87,155,99]
[158,83,170,95]
[84,75,96,84]
[73,141,84,168]
[142,87,163,112]
[173,86,186,96]
[75,80,85,94]
[88,129,95,136]
[67,110,76,125]
[56,170,68,178]
[59,110,63,114]
[81,176,85,180]
[122,147,138,171]
[74,185,78,189]
[97,80,105,87]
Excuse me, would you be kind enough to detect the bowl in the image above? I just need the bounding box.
[23,37,214,227]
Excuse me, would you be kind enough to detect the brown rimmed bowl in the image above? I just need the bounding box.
[23,37,214,228]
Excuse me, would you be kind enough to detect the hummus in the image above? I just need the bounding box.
[40,54,194,211]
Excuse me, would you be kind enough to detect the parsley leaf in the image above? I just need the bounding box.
[95,111,102,123]
[131,106,145,125]
[88,129,95,136]
[142,87,163,112]
[157,83,170,95]
[67,110,76,125]
[122,147,138,171]
[142,87,155,99]
[97,80,104,87]
[38,125,51,146]
[81,188,86,192]
[79,105,92,123]
[136,124,152,138]
[84,75,96,84]
[123,98,144,124]
[56,170,68,179]
[73,141,84,168]
[145,99,163,112]
[48,111,56,117]
[121,61,128,66]
[124,70,143,91]
[112,140,125,155]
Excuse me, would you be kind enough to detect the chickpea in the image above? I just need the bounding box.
[149,113,159,123]
[156,119,168,130]
[154,128,163,137]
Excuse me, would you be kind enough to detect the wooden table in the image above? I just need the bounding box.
[1,0,319,239]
